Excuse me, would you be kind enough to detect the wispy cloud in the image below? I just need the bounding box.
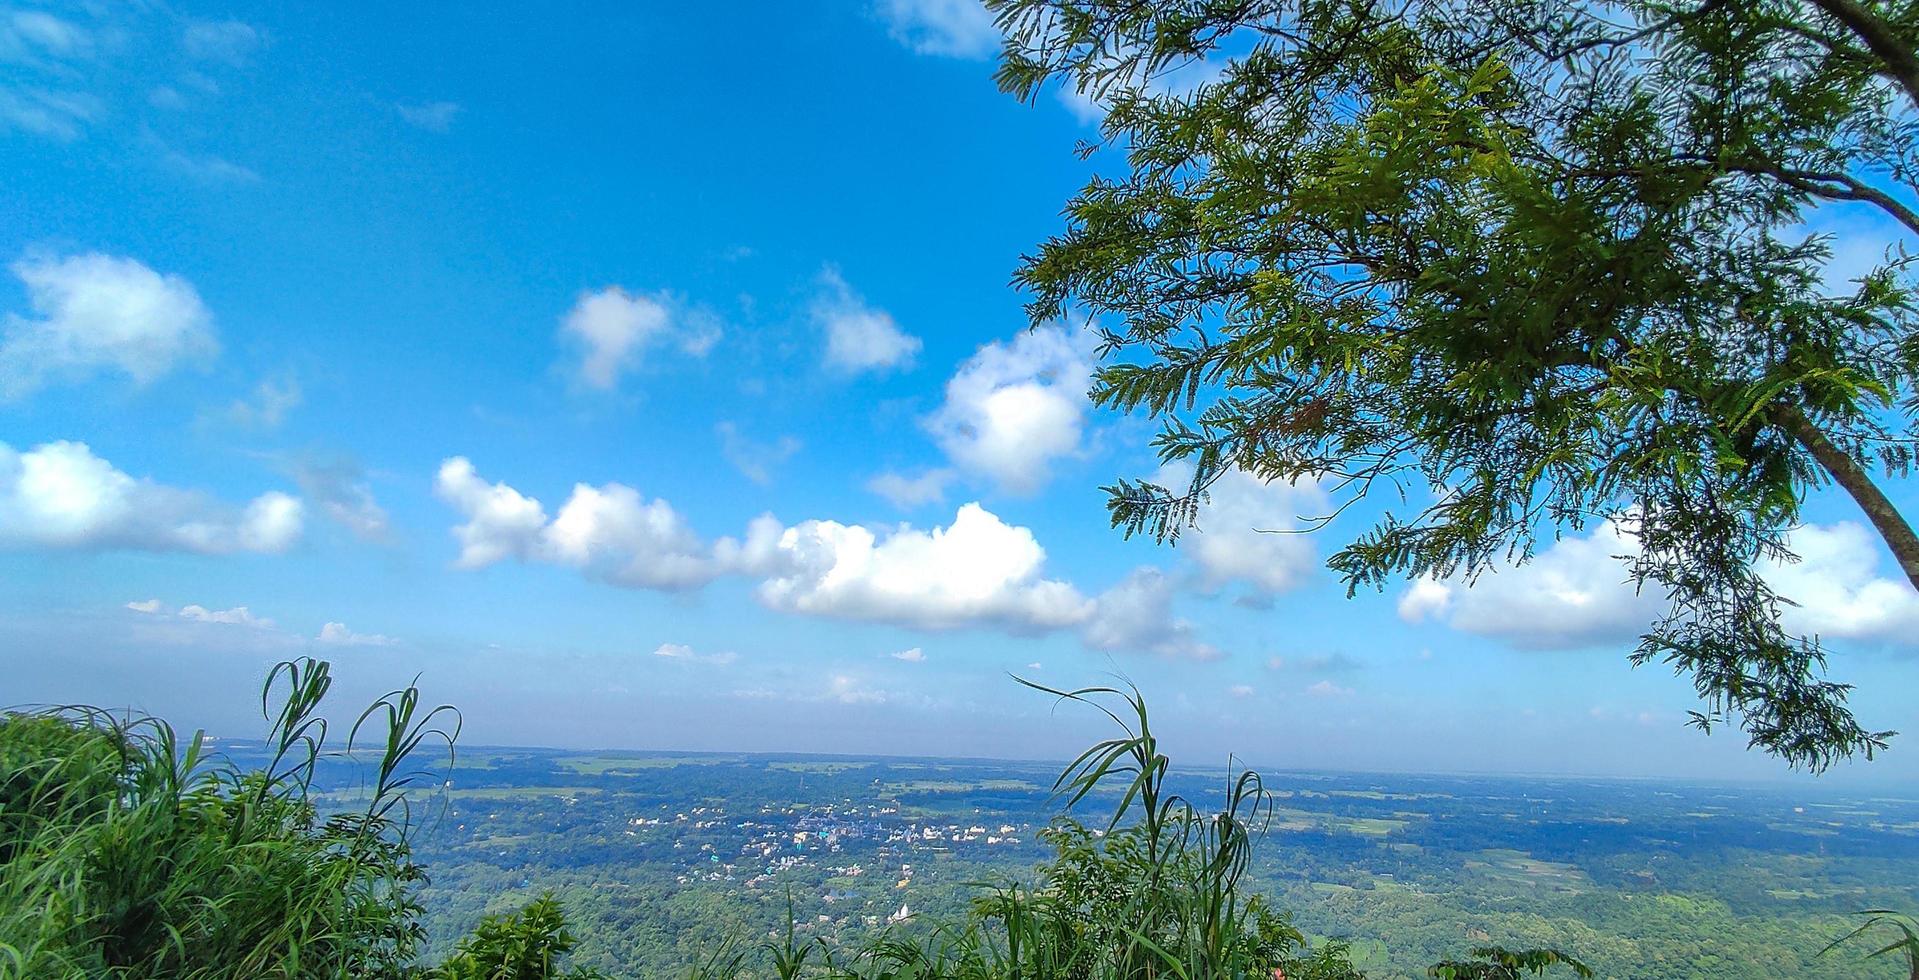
[875,0,999,58]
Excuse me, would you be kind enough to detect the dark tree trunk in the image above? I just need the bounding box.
[1807,0,1919,110]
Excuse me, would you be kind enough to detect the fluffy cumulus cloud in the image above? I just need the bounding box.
[1082,567,1220,660]
[558,286,719,390]
[434,457,548,568]
[434,459,1217,650]
[813,268,920,374]
[1,253,219,397]
[1765,522,1919,641]
[317,622,396,646]
[875,0,999,58]
[1158,464,1324,598]
[0,441,300,554]
[543,483,722,590]
[1394,518,1652,650]
[891,647,926,662]
[748,503,1094,632]
[1397,516,1919,650]
[435,457,723,590]
[926,325,1090,495]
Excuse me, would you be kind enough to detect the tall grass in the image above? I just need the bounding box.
[0,658,456,978]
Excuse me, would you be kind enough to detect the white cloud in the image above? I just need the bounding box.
[0,87,99,140]
[717,421,800,485]
[437,462,1152,640]
[748,502,1094,632]
[0,440,301,554]
[435,457,549,568]
[397,100,460,132]
[1228,684,1255,699]
[316,621,396,646]
[558,286,719,390]
[435,457,722,590]
[1394,518,1653,650]
[652,642,738,666]
[1306,679,1354,698]
[814,268,920,374]
[1397,576,1453,623]
[179,604,273,628]
[2,253,218,397]
[2,11,92,63]
[1082,567,1220,660]
[226,378,301,428]
[876,0,999,58]
[1158,463,1324,596]
[1765,521,1919,641]
[1394,516,1919,650]
[543,482,722,589]
[239,492,303,551]
[182,20,264,65]
[867,468,954,509]
[891,647,926,662]
[125,598,163,614]
[926,325,1090,495]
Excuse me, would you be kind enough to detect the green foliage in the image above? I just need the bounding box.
[0,659,444,978]
[1428,946,1594,979]
[430,895,605,980]
[986,0,1919,769]
[1823,909,1919,979]
[0,658,595,980]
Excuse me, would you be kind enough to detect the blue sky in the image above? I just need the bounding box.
[4,1,1917,784]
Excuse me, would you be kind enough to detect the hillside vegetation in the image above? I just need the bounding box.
[1,660,1910,978]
